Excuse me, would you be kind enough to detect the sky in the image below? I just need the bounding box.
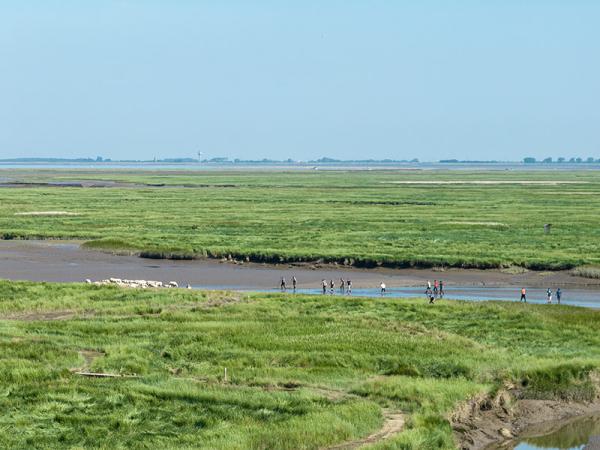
[1,1,599,162]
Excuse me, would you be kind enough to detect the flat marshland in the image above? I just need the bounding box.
[1,168,600,449]
[1,169,600,270]
[1,281,600,449]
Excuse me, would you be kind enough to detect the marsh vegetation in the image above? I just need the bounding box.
[1,170,599,270]
[1,281,599,448]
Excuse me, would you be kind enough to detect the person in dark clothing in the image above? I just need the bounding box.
[346,279,352,294]
[439,280,444,298]
[280,277,286,291]
[292,276,297,291]
[556,288,562,304]
[520,288,527,303]
[339,278,345,292]
[329,279,335,294]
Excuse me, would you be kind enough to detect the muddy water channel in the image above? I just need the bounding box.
[1,240,600,307]
[490,414,600,449]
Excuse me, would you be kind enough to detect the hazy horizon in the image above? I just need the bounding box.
[2,1,599,161]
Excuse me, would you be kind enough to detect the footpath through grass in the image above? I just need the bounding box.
[1,281,599,449]
[1,169,600,269]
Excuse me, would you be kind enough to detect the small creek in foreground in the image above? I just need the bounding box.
[488,414,600,450]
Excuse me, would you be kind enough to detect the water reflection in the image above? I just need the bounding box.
[205,287,600,309]
[494,414,600,450]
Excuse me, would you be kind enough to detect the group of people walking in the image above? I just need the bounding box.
[280,276,355,294]
[280,276,298,291]
[321,278,353,294]
[519,287,562,304]
[280,276,565,305]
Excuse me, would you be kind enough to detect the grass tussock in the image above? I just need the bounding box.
[518,363,597,401]
[82,238,140,252]
[572,265,600,279]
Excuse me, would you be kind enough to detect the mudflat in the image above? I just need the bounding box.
[1,240,599,291]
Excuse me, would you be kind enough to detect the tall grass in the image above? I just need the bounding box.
[572,266,600,279]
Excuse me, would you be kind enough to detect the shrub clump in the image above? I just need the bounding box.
[572,265,600,279]
[82,238,140,252]
[518,363,597,402]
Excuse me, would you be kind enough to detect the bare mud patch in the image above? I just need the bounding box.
[452,389,600,450]
[443,221,506,227]
[14,211,79,216]
[382,181,585,185]
[1,310,78,321]
[73,350,105,372]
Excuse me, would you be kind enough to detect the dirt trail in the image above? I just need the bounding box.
[76,350,105,372]
[327,409,405,449]
[69,349,105,376]
[1,310,78,321]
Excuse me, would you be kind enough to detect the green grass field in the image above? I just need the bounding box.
[1,169,600,270]
[1,281,599,449]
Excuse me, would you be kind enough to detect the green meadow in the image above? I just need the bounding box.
[1,169,600,270]
[0,281,599,449]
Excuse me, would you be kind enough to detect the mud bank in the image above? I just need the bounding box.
[453,388,600,449]
[1,239,600,292]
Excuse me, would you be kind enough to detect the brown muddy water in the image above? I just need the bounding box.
[488,414,600,449]
[1,240,599,307]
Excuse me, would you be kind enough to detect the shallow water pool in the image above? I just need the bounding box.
[489,414,600,449]
[196,286,600,309]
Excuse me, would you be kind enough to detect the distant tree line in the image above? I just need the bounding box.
[0,157,113,162]
[201,157,421,164]
[0,157,204,163]
[438,159,502,163]
[523,157,600,164]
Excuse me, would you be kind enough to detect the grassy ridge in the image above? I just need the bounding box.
[1,169,600,269]
[0,281,599,448]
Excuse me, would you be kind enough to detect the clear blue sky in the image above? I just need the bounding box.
[1,1,598,161]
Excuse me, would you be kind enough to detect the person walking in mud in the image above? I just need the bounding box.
[292,276,297,291]
[380,282,386,295]
[556,287,562,304]
[339,278,345,293]
[329,279,335,294]
[322,279,327,294]
[428,291,436,304]
[425,282,432,297]
[346,279,352,294]
[433,280,438,297]
[547,288,553,304]
[439,280,444,298]
[520,287,527,303]
[280,277,287,291]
